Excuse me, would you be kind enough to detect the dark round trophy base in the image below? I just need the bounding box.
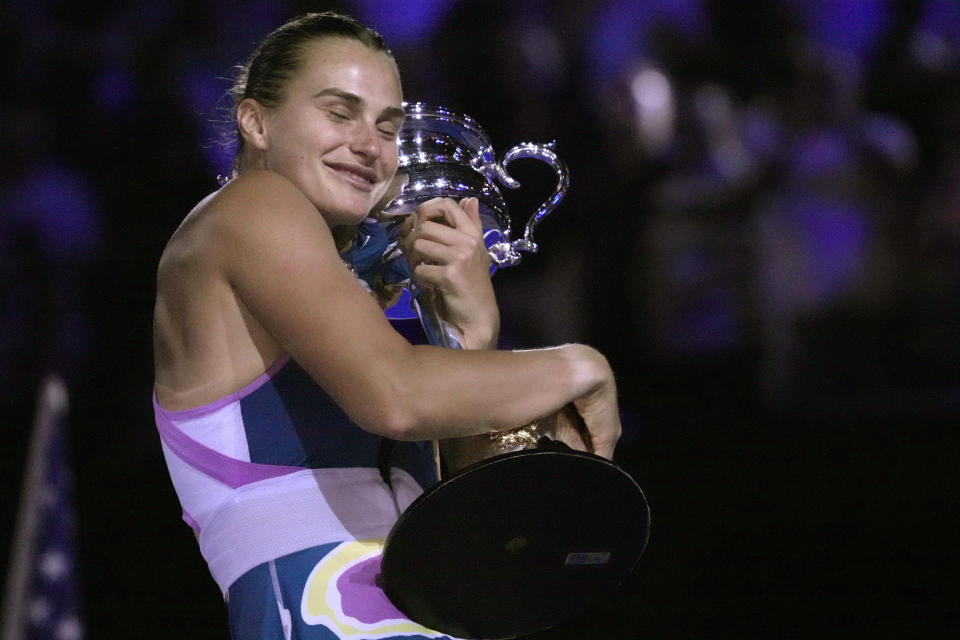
[380,439,650,639]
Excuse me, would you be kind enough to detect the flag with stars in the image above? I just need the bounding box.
[1,376,84,640]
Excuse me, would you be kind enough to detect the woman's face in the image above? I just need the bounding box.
[259,37,404,227]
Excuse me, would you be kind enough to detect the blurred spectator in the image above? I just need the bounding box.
[1,103,103,409]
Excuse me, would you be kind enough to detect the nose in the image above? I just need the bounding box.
[350,119,381,161]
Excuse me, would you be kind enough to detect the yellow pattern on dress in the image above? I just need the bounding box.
[300,539,447,638]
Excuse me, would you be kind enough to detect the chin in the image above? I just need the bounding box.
[322,205,375,229]
[311,191,377,226]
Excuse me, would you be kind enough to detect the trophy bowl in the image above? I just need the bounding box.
[383,102,570,268]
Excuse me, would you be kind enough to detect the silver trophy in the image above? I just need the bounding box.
[383,102,570,268]
[383,102,574,462]
[379,105,650,639]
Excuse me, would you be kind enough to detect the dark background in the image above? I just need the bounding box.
[2,0,958,637]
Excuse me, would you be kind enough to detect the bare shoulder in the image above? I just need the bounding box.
[215,169,311,215]
[201,171,320,239]
[160,171,331,274]
[153,171,325,405]
[211,171,339,261]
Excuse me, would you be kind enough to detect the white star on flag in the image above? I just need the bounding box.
[39,551,70,582]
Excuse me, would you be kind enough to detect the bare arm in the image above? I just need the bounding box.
[399,196,574,467]
[402,197,598,466]
[218,172,621,456]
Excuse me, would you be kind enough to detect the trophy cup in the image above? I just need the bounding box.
[382,102,570,267]
[377,103,650,640]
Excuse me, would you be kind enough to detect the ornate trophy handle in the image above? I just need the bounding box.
[483,141,570,267]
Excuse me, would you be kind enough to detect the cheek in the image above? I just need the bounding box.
[382,146,400,173]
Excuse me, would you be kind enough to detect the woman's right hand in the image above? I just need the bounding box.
[489,346,621,461]
[399,197,499,350]
[566,346,621,460]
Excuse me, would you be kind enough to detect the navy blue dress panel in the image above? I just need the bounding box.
[238,358,438,491]
[227,560,291,640]
[239,359,381,468]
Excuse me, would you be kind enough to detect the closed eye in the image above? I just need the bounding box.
[377,115,404,140]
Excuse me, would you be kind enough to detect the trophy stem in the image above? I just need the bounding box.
[412,293,462,350]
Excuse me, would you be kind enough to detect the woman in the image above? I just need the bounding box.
[152,11,621,640]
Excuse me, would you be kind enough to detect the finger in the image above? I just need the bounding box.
[412,262,446,287]
[415,218,479,248]
[398,213,419,256]
[413,255,479,288]
[458,197,482,230]
[403,233,464,271]
[417,197,476,233]
[539,407,590,453]
[413,198,456,225]
[560,436,590,454]
[440,198,476,231]
[595,440,617,460]
[559,404,593,452]
[403,200,488,271]
[411,237,468,267]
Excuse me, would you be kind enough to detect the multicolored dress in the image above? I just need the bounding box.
[154,220,458,639]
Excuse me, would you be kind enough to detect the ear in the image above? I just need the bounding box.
[236,98,269,151]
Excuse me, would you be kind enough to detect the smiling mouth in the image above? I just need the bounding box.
[327,163,377,191]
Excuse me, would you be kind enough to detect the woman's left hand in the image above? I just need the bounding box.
[400,197,499,350]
